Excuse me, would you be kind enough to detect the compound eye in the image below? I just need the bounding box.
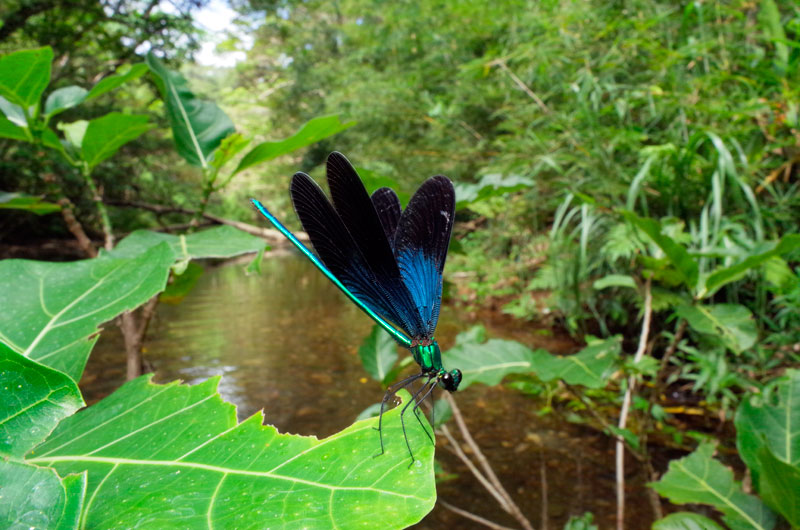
[440,371,461,392]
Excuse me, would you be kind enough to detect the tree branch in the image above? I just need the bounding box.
[0,0,57,42]
[105,199,308,243]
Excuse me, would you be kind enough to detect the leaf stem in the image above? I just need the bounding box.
[616,275,652,530]
[80,163,114,249]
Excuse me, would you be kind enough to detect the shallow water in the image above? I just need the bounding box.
[82,255,657,529]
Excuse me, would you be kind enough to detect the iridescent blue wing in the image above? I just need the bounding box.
[371,187,402,246]
[394,175,455,339]
[324,152,425,336]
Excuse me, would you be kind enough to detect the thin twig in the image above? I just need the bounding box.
[540,448,548,530]
[639,318,688,520]
[446,394,512,505]
[57,197,97,258]
[562,382,643,462]
[616,277,653,530]
[439,424,510,511]
[444,393,535,530]
[439,500,517,530]
[488,58,551,114]
[106,199,308,243]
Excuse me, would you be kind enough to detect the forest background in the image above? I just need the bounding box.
[1,1,799,529]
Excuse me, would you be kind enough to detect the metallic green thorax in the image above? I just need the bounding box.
[412,340,462,392]
[412,341,444,373]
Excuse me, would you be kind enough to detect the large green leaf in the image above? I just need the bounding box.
[622,211,698,289]
[735,370,800,486]
[358,325,398,384]
[0,460,83,529]
[0,47,53,108]
[0,112,27,140]
[232,114,355,176]
[0,95,28,127]
[41,128,69,158]
[80,112,153,171]
[0,342,83,459]
[27,376,435,529]
[650,443,776,530]
[454,172,534,209]
[757,445,800,526]
[110,226,266,261]
[652,512,725,530]
[442,332,540,389]
[675,303,757,353]
[0,243,173,381]
[85,63,148,102]
[160,261,205,304]
[701,234,800,298]
[58,119,88,149]
[44,86,88,117]
[529,337,621,388]
[0,192,60,215]
[146,53,235,168]
[208,131,250,170]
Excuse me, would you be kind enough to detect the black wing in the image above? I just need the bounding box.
[394,175,455,339]
[370,187,402,245]
[324,152,425,336]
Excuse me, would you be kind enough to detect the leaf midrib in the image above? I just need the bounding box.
[23,260,127,357]
[28,454,426,500]
[674,459,765,530]
[167,75,206,169]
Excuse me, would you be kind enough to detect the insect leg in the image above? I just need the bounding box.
[375,372,426,457]
[400,376,437,467]
[411,379,438,446]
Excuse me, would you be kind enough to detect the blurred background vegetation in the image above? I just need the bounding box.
[2,0,800,527]
[3,0,797,340]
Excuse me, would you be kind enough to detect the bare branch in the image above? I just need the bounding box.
[439,500,517,530]
[616,277,653,530]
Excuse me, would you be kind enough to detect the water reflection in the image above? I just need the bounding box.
[82,255,656,528]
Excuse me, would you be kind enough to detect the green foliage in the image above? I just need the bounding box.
[563,512,598,530]
[79,112,154,171]
[0,244,173,380]
[735,370,800,485]
[652,513,725,530]
[441,325,542,389]
[1,232,434,528]
[0,191,59,214]
[358,324,399,385]
[529,337,621,389]
[454,173,534,211]
[83,63,149,102]
[674,304,757,354]
[622,211,699,289]
[0,460,83,530]
[146,52,236,169]
[110,225,267,261]
[653,372,800,529]
[651,443,776,530]
[20,377,433,529]
[232,115,356,176]
[0,342,83,458]
[757,445,800,527]
[0,47,53,109]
